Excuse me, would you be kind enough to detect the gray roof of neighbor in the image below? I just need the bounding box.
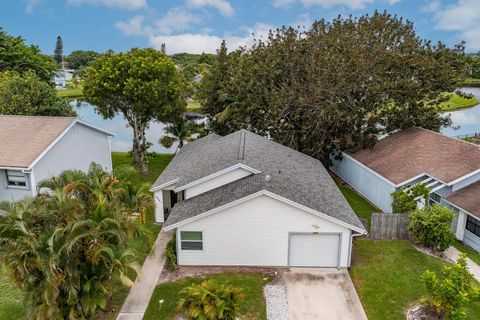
[157,130,365,232]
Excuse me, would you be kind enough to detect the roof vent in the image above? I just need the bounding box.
[265,175,271,182]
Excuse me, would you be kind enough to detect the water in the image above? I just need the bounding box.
[74,101,178,153]
[442,87,480,137]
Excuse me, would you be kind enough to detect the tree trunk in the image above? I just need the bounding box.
[132,124,140,164]
[137,124,149,175]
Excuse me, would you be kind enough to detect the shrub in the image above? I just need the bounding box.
[422,254,480,320]
[177,280,244,320]
[391,183,430,213]
[409,204,455,252]
[165,234,177,270]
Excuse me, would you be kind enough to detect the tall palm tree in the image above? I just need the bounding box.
[159,116,204,149]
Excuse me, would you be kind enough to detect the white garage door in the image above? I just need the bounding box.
[289,233,340,267]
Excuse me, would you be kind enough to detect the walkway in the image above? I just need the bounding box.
[284,268,368,320]
[116,229,174,320]
[445,246,480,282]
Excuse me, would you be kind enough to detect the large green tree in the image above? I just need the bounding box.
[0,165,152,319]
[65,50,101,70]
[0,28,56,82]
[83,48,184,174]
[199,12,466,164]
[0,71,75,116]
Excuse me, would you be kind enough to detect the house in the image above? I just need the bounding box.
[0,115,112,201]
[54,69,75,89]
[330,127,480,250]
[151,130,366,268]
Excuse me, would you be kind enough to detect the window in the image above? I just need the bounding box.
[429,192,441,205]
[466,216,480,238]
[180,231,203,250]
[5,170,27,188]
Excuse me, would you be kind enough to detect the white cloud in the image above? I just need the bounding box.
[271,0,296,9]
[422,0,441,13]
[186,0,234,17]
[115,15,150,36]
[24,0,41,13]
[154,8,201,34]
[433,0,480,50]
[67,0,147,10]
[149,23,274,54]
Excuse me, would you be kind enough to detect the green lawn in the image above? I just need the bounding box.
[0,265,26,320]
[350,240,480,320]
[56,83,84,99]
[334,180,378,228]
[457,78,480,87]
[186,101,202,112]
[143,273,272,320]
[440,92,479,111]
[0,152,174,320]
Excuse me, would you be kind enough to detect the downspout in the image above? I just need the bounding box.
[348,231,367,268]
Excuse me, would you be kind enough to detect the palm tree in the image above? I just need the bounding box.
[159,116,204,149]
[0,165,151,319]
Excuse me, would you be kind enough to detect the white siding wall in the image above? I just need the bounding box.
[177,195,352,267]
[0,169,34,201]
[32,123,112,184]
[184,168,253,199]
[330,154,395,212]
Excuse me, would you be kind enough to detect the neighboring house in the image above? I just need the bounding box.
[0,115,113,202]
[54,69,75,89]
[151,130,366,268]
[331,127,480,250]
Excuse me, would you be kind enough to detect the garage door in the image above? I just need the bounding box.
[289,233,340,267]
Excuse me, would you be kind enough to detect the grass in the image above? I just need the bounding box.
[0,152,174,320]
[452,240,480,265]
[334,178,379,228]
[0,265,26,320]
[186,101,202,112]
[56,83,84,99]
[350,240,480,320]
[143,273,272,320]
[440,92,479,111]
[457,78,480,87]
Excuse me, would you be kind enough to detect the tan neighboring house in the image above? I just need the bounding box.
[0,115,112,202]
[331,127,480,251]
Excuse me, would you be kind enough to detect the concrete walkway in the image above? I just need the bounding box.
[284,268,368,320]
[445,246,480,282]
[117,229,174,320]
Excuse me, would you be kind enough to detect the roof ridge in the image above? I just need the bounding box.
[0,115,76,119]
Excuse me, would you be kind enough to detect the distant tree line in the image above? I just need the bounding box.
[198,11,468,165]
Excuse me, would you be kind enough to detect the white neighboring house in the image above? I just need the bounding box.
[331,127,480,251]
[0,115,113,202]
[151,130,366,268]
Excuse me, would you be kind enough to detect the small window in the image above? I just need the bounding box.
[429,192,442,205]
[6,170,27,188]
[180,231,203,250]
[466,216,480,238]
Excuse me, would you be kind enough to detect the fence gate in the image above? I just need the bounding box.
[368,213,410,240]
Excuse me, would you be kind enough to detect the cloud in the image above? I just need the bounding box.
[433,0,480,50]
[67,0,147,10]
[149,23,274,54]
[421,0,441,13]
[271,0,399,9]
[115,15,149,36]
[154,8,201,34]
[24,0,41,13]
[186,0,234,17]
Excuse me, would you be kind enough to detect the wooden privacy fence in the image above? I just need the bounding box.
[368,213,410,240]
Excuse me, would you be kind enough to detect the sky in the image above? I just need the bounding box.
[1,0,479,55]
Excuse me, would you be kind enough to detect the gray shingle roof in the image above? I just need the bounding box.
[158,130,365,232]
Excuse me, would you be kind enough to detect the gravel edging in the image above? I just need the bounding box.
[264,283,289,320]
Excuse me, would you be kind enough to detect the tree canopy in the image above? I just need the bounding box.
[83,48,185,174]
[65,50,101,70]
[0,71,75,116]
[0,28,56,82]
[199,12,466,164]
[54,36,63,65]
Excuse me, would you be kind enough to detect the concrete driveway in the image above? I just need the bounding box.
[284,268,368,320]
